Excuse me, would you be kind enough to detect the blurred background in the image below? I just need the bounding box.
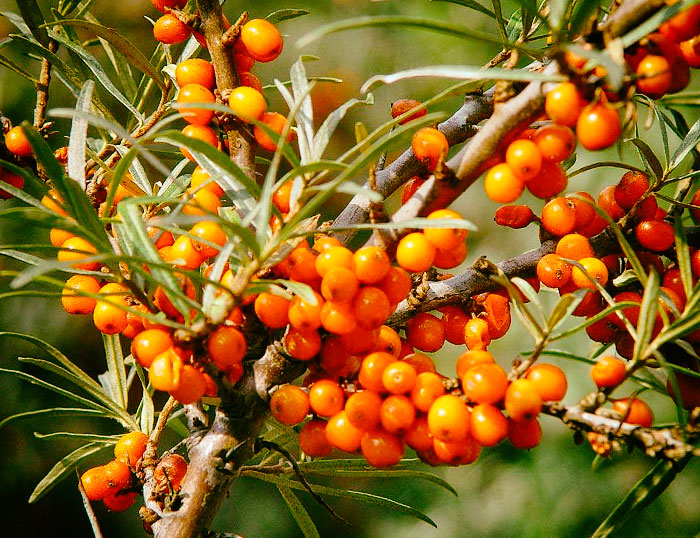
[0,0,699,537]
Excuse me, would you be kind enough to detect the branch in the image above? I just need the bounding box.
[34,41,58,130]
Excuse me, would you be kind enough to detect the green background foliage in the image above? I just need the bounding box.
[0,0,698,536]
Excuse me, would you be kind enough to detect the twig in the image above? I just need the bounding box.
[34,41,58,130]
[76,469,105,538]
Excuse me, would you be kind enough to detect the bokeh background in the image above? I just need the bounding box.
[0,0,699,537]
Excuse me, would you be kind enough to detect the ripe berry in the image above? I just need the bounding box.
[321,267,359,303]
[433,436,480,465]
[464,317,491,350]
[309,380,345,418]
[507,417,542,449]
[315,246,355,277]
[285,327,322,360]
[541,197,577,237]
[361,429,404,467]
[612,397,653,427]
[410,371,446,412]
[576,103,621,151]
[5,125,32,157]
[391,99,427,124]
[494,204,536,229]
[254,112,293,152]
[228,86,267,123]
[177,83,215,126]
[325,410,365,452]
[440,306,470,345]
[382,361,418,394]
[170,364,206,404]
[504,379,542,422]
[299,419,332,457]
[427,394,470,443]
[61,275,101,315]
[93,301,129,335]
[154,454,188,491]
[424,209,467,250]
[591,356,626,388]
[359,351,395,392]
[505,139,542,181]
[470,403,508,447]
[377,266,412,305]
[635,219,675,252]
[114,431,149,468]
[462,362,508,405]
[483,163,525,203]
[58,237,99,271]
[636,55,672,98]
[456,349,495,378]
[533,124,576,162]
[0,171,25,199]
[320,301,357,335]
[405,312,446,353]
[525,363,567,402]
[131,329,173,368]
[345,390,382,430]
[353,246,391,284]
[403,416,434,451]
[401,176,426,204]
[240,19,283,62]
[103,459,132,492]
[207,326,247,370]
[180,124,219,161]
[254,291,291,329]
[433,241,468,269]
[526,160,568,199]
[150,0,187,12]
[374,325,403,357]
[411,127,449,171]
[396,232,436,273]
[571,257,609,289]
[175,58,215,89]
[545,82,583,127]
[536,253,572,289]
[555,233,594,261]
[80,466,110,501]
[615,171,649,210]
[153,14,190,45]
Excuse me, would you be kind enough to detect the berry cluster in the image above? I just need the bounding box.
[79,432,187,513]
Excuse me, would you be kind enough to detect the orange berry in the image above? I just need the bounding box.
[325,410,365,453]
[103,459,132,492]
[114,431,149,468]
[190,166,224,197]
[613,397,653,427]
[432,241,468,269]
[391,99,427,124]
[175,58,215,89]
[168,234,207,269]
[361,429,404,467]
[80,466,110,501]
[427,394,470,443]
[382,361,418,394]
[103,490,137,512]
[177,83,215,125]
[507,417,542,449]
[353,246,391,284]
[541,197,577,237]
[423,209,468,250]
[555,233,594,261]
[269,385,310,426]
[401,352,436,374]
[239,71,263,93]
[170,364,206,404]
[533,124,576,162]
[151,0,187,13]
[494,204,536,229]
[61,275,101,315]
[526,160,568,199]
[374,325,403,357]
[321,267,359,302]
[180,124,219,161]
[380,394,415,435]
[536,253,572,289]
[403,416,433,452]
[149,349,183,392]
[433,435,481,466]
[190,221,226,258]
[636,55,672,98]
[401,176,426,204]
[286,247,320,283]
[545,82,583,127]
[285,327,322,360]
[576,103,621,151]
[464,317,492,350]
[396,232,438,273]
[411,127,449,171]
[0,171,25,199]
[240,19,283,62]
[254,112,292,152]
[315,246,355,277]
[591,356,626,388]
[254,291,291,329]
[299,419,332,457]
[207,326,247,370]
[525,363,567,402]
[153,14,190,44]
[131,329,173,368]
[470,403,508,447]
[410,371,445,412]
[58,237,99,271]
[353,286,391,330]
[505,139,542,181]
[571,257,609,289]
[154,453,188,491]
[309,380,345,417]
[288,292,323,332]
[377,266,412,305]
[462,362,508,405]
[484,163,525,203]
[456,349,495,378]
[504,379,542,422]
[635,219,675,252]
[615,170,649,210]
[93,301,129,335]
[440,306,470,345]
[5,125,32,157]
[345,390,383,430]
[405,312,445,353]
[359,351,395,392]
[320,300,357,335]
[313,235,342,253]
[228,86,267,123]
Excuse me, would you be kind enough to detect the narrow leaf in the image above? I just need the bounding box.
[29,442,112,503]
[0,408,108,430]
[628,137,663,181]
[67,80,93,189]
[429,0,496,19]
[16,0,50,47]
[277,485,321,538]
[633,270,660,363]
[266,9,311,24]
[103,334,128,410]
[313,94,374,159]
[670,111,700,171]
